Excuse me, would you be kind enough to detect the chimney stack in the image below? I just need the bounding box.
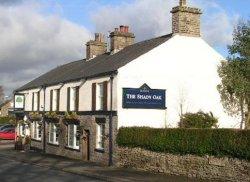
[171,0,202,37]
[86,33,107,60]
[109,25,135,54]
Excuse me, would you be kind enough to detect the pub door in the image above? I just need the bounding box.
[82,130,90,161]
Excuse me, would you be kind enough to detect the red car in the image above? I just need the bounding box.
[0,128,15,140]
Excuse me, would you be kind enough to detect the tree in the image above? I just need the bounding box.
[217,20,250,129]
[179,111,218,128]
[0,86,4,104]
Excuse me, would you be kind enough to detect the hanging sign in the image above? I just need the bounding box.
[14,94,25,110]
[122,84,166,109]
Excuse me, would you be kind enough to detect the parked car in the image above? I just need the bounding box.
[0,124,14,131]
[0,128,15,140]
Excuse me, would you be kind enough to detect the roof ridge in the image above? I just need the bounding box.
[15,33,173,92]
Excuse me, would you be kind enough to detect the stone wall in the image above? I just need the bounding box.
[30,115,118,166]
[171,6,202,37]
[117,147,250,182]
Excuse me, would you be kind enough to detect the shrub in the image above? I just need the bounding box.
[117,127,250,160]
[179,111,218,128]
[0,116,15,125]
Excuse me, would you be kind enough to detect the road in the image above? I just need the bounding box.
[0,140,220,182]
[0,156,101,182]
[0,140,100,182]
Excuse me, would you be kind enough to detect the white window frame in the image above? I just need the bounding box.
[67,124,80,149]
[96,83,104,110]
[70,87,76,111]
[33,92,38,111]
[52,89,58,111]
[19,124,26,137]
[32,121,42,141]
[96,123,105,150]
[49,123,59,145]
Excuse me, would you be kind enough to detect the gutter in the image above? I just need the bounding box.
[42,85,46,153]
[108,71,117,166]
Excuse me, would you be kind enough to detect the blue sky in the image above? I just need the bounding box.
[47,0,250,29]
[40,0,250,56]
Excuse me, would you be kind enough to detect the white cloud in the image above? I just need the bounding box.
[91,0,237,47]
[0,0,239,96]
[0,1,92,95]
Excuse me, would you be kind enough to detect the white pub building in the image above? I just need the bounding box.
[13,0,238,165]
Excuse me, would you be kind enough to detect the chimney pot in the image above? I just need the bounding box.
[95,33,105,42]
[86,33,107,60]
[110,25,135,53]
[124,26,129,33]
[120,25,125,32]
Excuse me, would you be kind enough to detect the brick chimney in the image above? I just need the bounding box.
[86,33,107,60]
[109,25,135,54]
[171,0,202,37]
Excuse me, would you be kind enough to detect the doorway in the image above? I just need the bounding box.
[82,130,90,161]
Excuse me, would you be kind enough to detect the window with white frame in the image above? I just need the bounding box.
[49,123,59,144]
[52,89,59,111]
[96,83,104,110]
[70,87,76,111]
[96,123,105,149]
[67,124,80,149]
[19,124,26,136]
[33,92,38,111]
[32,121,42,140]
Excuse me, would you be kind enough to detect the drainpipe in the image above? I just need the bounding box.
[108,75,114,166]
[42,85,46,153]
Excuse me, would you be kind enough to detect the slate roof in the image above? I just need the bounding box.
[15,33,173,92]
[0,100,11,109]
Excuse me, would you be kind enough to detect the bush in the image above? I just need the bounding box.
[0,116,14,125]
[179,111,218,128]
[117,127,250,160]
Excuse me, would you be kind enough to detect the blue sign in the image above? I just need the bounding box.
[123,84,166,109]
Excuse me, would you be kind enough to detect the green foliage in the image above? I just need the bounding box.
[117,127,250,160]
[45,111,59,119]
[0,116,15,125]
[29,112,42,120]
[217,20,250,129]
[179,111,218,128]
[64,112,78,120]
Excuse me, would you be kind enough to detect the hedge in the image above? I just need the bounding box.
[117,127,250,160]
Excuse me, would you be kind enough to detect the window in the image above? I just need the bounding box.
[70,88,76,111]
[52,89,59,111]
[49,123,59,144]
[32,121,42,140]
[33,92,38,111]
[96,83,104,110]
[67,87,79,112]
[96,123,105,149]
[19,124,26,136]
[67,124,80,149]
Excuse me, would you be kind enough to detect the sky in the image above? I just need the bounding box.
[0,0,249,97]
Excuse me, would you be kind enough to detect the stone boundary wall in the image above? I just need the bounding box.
[116,147,250,182]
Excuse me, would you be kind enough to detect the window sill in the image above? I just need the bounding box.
[95,148,104,153]
[65,146,80,152]
[31,138,42,142]
[47,142,59,147]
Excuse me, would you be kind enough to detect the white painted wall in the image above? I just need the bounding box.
[19,75,117,112]
[117,35,240,129]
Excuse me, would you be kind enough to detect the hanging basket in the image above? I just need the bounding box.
[44,112,60,123]
[29,112,43,121]
[63,112,80,125]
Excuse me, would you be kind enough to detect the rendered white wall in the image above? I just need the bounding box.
[20,75,117,112]
[117,35,239,129]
